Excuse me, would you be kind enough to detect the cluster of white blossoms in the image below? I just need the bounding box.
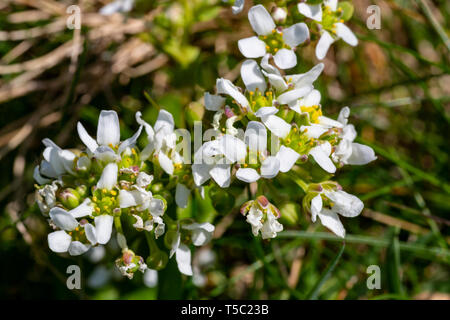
[199,0,375,238]
[35,0,374,279]
[35,110,214,277]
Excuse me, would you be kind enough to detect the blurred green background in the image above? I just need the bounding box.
[0,0,449,299]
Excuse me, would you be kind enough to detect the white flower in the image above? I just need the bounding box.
[238,5,309,69]
[170,222,215,276]
[47,204,113,255]
[241,196,283,239]
[310,188,364,238]
[332,107,377,165]
[136,110,183,175]
[77,110,142,163]
[35,181,60,213]
[192,134,246,188]
[175,183,190,208]
[235,121,300,183]
[100,0,134,16]
[298,0,358,60]
[34,139,76,181]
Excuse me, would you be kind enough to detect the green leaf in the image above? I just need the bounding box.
[307,242,346,300]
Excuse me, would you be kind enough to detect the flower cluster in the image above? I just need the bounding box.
[34,110,214,277]
[35,0,374,279]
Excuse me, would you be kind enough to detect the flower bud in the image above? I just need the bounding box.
[278,202,300,226]
[115,249,147,279]
[146,250,169,271]
[272,7,287,23]
[57,188,80,209]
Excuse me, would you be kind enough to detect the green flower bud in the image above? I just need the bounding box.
[279,202,300,226]
[164,230,178,250]
[57,188,80,209]
[146,250,169,271]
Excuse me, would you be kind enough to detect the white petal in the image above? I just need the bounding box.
[136,172,154,187]
[316,31,334,60]
[276,146,300,172]
[336,23,358,46]
[291,63,324,88]
[277,85,313,105]
[236,168,260,183]
[264,71,288,92]
[297,3,322,22]
[175,183,190,209]
[135,111,155,141]
[192,164,211,186]
[118,125,142,154]
[68,241,90,256]
[248,4,275,36]
[48,230,71,253]
[245,121,267,153]
[77,122,98,153]
[261,115,291,138]
[311,194,323,222]
[50,207,79,231]
[309,142,336,173]
[283,23,309,47]
[158,151,174,175]
[324,0,338,11]
[232,0,245,14]
[85,223,97,245]
[97,110,120,147]
[260,54,281,75]
[69,199,94,218]
[318,116,344,128]
[338,107,351,125]
[95,215,114,245]
[273,48,297,69]
[317,209,345,238]
[300,124,328,139]
[216,78,250,109]
[260,156,280,178]
[204,93,225,111]
[118,189,140,208]
[241,59,267,92]
[150,198,165,216]
[34,166,50,185]
[298,89,321,107]
[183,222,215,246]
[144,269,158,288]
[347,143,377,165]
[325,190,364,217]
[96,163,118,190]
[94,145,119,163]
[254,106,278,117]
[176,244,193,276]
[209,164,231,188]
[238,36,267,58]
[221,135,247,163]
[154,109,175,136]
[170,232,181,258]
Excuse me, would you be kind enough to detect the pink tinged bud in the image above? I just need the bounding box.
[224,106,235,118]
[240,201,253,215]
[123,250,134,265]
[131,166,140,173]
[300,155,308,162]
[336,183,343,191]
[79,219,88,225]
[257,195,269,209]
[276,26,283,33]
